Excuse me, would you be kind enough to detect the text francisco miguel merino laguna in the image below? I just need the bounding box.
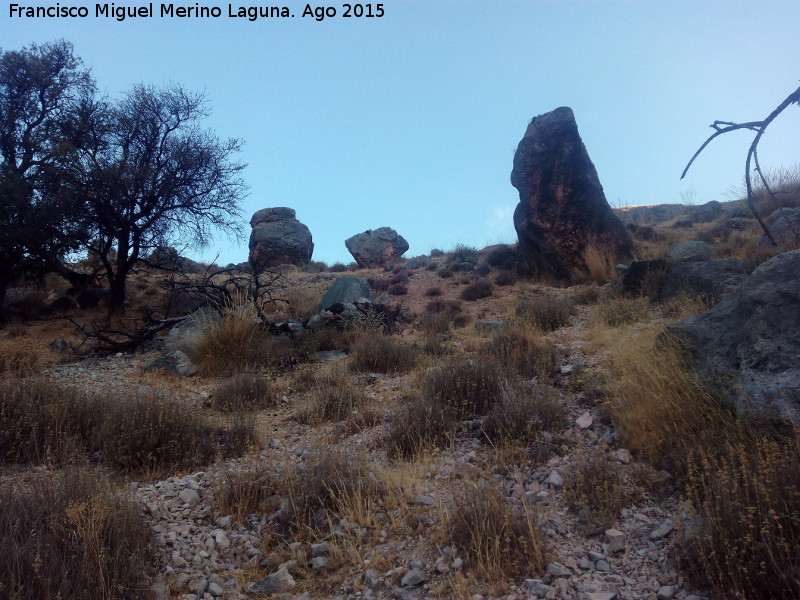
[7,3,317,21]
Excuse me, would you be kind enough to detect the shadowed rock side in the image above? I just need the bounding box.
[345,227,409,269]
[666,249,800,427]
[248,207,313,271]
[511,107,633,280]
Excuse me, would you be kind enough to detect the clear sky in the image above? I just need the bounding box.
[2,0,799,265]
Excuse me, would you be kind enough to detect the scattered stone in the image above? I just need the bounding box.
[179,488,201,506]
[144,350,198,377]
[584,593,618,600]
[649,520,674,541]
[247,567,296,595]
[546,469,564,487]
[546,562,571,578]
[575,411,593,429]
[474,320,509,332]
[605,528,626,553]
[310,556,330,570]
[656,585,677,600]
[400,568,428,588]
[413,494,436,506]
[615,448,633,464]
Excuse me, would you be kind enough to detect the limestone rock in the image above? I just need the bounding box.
[345,227,409,268]
[248,207,313,271]
[511,107,633,280]
[666,249,800,426]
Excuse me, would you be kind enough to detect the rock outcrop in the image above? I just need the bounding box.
[762,207,800,247]
[666,249,800,426]
[660,257,746,304]
[248,208,313,271]
[345,227,408,269]
[511,107,633,280]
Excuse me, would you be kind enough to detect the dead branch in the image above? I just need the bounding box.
[682,85,800,246]
[65,314,186,353]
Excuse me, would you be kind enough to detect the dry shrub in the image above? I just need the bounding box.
[287,286,323,320]
[349,334,418,374]
[482,327,558,380]
[481,386,565,446]
[564,451,627,532]
[369,277,391,291]
[0,469,153,600]
[424,286,442,297]
[387,397,458,458]
[425,261,439,271]
[425,359,503,417]
[212,374,277,411]
[0,379,254,472]
[461,279,493,301]
[217,466,280,523]
[295,371,364,424]
[329,261,348,272]
[425,298,463,315]
[595,296,650,327]
[437,268,453,279]
[661,293,712,320]
[387,283,408,295]
[516,296,576,332]
[190,315,283,376]
[449,243,479,264]
[419,312,451,334]
[684,436,800,600]
[447,480,548,580]
[389,271,409,285]
[573,285,602,305]
[4,321,26,338]
[0,340,39,375]
[583,243,618,284]
[494,270,519,287]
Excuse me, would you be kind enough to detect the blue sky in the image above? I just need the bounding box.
[2,0,799,265]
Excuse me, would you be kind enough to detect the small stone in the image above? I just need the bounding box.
[413,494,436,506]
[579,558,593,570]
[546,562,570,578]
[247,567,296,595]
[207,582,224,597]
[179,488,201,506]
[575,411,593,429]
[605,528,626,553]
[595,559,611,572]
[451,557,463,569]
[400,568,428,588]
[656,586,677,600]
[524,579,552,597]
[214,531,230,549]
[650,520,674,541]
[311,542,329,557]
[546,469,564,487]
[560,364,575,375]
[310,556,330,570]
[188,578,208,594]
[615,448,633,464]
[584,593,618,600]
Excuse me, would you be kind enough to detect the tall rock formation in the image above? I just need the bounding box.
[510,107,632,280]
[248,207,313,271]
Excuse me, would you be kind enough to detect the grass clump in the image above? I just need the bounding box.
[595,297,650,327]
[564,451,627,532]
[481,386,565,446]
[387,397,458,458]
[419,312,452,334]
[0,379,255,472]
[448,243,479,264]
[482,327,558,380]
[212,374,277,411]
[494,270,519,287]
[349,335,418,374]
[191,315,280,376]
[0,469,153,600]
[425,359,503,418]
[461,279,493,301]
[0,340,38,375]
[424,286,442,297]
[516,296,576,332]
[295,371,364,424]
[447,480,548,580]
[583,243,618,284]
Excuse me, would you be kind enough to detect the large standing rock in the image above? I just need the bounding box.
[345,227,409,269]
[511,107,633,280]
[666,250,800,426]
[319,277,373,312]
[248,207,313,271]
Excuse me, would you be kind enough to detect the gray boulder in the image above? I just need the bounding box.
[660,257,747,304]
[511,107,633,280]
[762,207,800,247]
[666,249,800,426]
[669,241,712,262]
[144,350,198,377]
[345,227,409,269]
[319,277,373,312]
[688,200,723,223]
[165,307,220,354]
[148,246,205,274]
[248,207,313,271]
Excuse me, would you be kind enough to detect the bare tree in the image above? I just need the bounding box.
[76,83,247,312]
[682,85,800,246]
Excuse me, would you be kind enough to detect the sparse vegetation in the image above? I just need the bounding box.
[295,371,364,424]
[460,279,493,301]
[595,296,650,327]
[481,385,565,446]
[387,396,458,458]
[515,296,576,332]
[0,340,39,375]
[425,359,503,417]
[349,334,418,374]
[212,374,277,411]
[482,327,558,379]
[564,450,627,531]
[0,469,154,600]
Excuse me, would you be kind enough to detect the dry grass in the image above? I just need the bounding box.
[0,339,39,375]
[0,469,153,600]
[424,359,503,418]
[0,378,255,472]
[295,371,365,424]
[595,296,650,327]
[583,243,618,284]
[482,326,558,380]
[386,396,458,458]
[460,279,493,301]
[348,334,419,375]
[446,480,548,581]
[212,374,277,411]
[564,450,627,532]
[191,315,283,376]
[515,296,576,332]
[481,385,565,446]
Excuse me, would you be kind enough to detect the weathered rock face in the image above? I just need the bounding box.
[666,250,800,426]
[511,107,633,280]
[319,277,373,312]
[345,227,409,269]
[762,207,800,247]
[660,257,747,304]
[669,241,712,263]
[248,208,313,271]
